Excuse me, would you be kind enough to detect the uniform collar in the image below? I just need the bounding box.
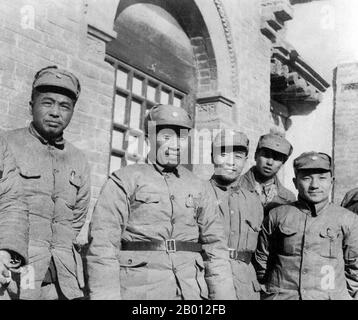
[210,175,239,191]
[296,196,330,216]
[152,162,180,177]
[247,166,292,200]
[29,122,65,150]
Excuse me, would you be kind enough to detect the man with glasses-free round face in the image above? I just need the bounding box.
[208,129,263,299]
[254,152,358,300]
[87,104,236,300]
[239,131,296,215]
[4,66,91,300]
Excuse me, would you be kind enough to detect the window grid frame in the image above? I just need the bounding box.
[106,55,187,173]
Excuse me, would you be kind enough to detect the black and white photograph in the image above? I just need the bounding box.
[0,0,358,308]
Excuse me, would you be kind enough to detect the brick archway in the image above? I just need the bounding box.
[109,0,223,113]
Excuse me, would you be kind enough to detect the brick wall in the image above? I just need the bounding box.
[0,0,114,209]
[223,0,275,170]
[333,62,358,202]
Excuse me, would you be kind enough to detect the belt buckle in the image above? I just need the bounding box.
[165,239,176,253]
[228,248,237,260]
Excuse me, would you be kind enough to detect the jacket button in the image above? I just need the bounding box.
[128,259,132,264]
[170,195,175,201]
[230,210,234,215]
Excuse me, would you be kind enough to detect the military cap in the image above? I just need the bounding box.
[32,65,81,100]
[293,151,332,173]
[257,132,293,157]
[212,129,249,151]
[144,104,193,134]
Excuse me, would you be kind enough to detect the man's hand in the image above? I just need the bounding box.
[0,250,12,286]
[74,221,90,249]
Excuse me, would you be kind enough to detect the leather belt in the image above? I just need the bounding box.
[228,249,253,264]
[121,240,202,253]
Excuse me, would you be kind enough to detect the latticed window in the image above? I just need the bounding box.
[106,56,187,173]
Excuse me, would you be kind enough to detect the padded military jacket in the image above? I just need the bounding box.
[239,166,296,215]
[255,200,358,300]
[87,163,236,300]
[209,179,263,299]
[5,125,90,299]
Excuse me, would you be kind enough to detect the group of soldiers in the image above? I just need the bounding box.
[0,65,358,300]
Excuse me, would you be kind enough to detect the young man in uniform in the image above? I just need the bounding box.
[255,151,358,300]
[209,129,263,299]
[239,132,295,215]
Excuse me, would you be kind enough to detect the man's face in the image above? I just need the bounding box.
[30,91,75,139]
[255,147,286,178]
[293,170,332,204]
[213,147,247,183]
[149,126,189,169]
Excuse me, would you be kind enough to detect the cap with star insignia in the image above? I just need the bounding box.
[32,65,81,101]
[144,104,193,134]
[257,132,293,157]
[293,151,332,173]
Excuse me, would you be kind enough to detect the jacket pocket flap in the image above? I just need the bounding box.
[319,227,340,239]
[19,165,41,178]
[245,219,261,232]
[278,224,297,236]
[135,192,160,203]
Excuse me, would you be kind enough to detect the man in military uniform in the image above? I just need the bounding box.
[208,129,263,299]
[239,131,295,215]
[341,187,358,214]
[0,136,29,299]
[255,152,358,300]
[87,104,236,300]
[4,66,91,299]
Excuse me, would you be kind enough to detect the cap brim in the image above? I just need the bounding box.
[34,79,78,98]
[154,120,193,129]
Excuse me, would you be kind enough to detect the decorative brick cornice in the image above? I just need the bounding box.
[271,41,330,115]
[195,92,235,128]
[213,0,239,97]
[261,0,293,43]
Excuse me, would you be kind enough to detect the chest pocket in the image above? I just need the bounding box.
[277,224,298,255]
[185,194,200,226]
[135,192,160,203]
[319,227,342,259]
[244,219,261,251]
[131,192,161,224]
[19,164,42,195]
[65,171,81,209]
